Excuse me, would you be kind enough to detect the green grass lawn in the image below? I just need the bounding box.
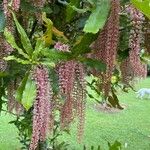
[0,112,21,150]
[1,78,150,150]
[63,78,150,150]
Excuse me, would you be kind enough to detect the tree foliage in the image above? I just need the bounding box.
[0,0,149,149]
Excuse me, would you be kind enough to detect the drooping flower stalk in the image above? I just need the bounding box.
[74,63,86,142]
[1,0,19,72]
[55,42,86,141]
[55,42,76,128]
[144,17,150,54]
[126,5,147,78]
[1,1,21,113]
[30,65,53,150]
[0,36,13,71]
[29,0,46,23]
[2,2,14,67]
[3,0,19,32]
[31,0,46,7]
[120,58,134,85]
[7,79,24,114]
[92,0,120,99]
[12,0,20,11]
[59,60,76,128]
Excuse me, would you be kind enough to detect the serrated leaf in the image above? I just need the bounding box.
[21,78,36,110]
[83,0,110,33]
[32,38,45,60]
[11,11,33,56]
[0,10,5,32]
[131,0,150,19]
[4,28,29,59]
[15,72,29,102]
[3,55,30,65]
[41,48,72,62]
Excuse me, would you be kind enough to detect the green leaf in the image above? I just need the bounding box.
[108,140,122,150]
[0,72,8,77]
[15,72,30,103]
[11,11,33,56]
[83,0,110,33]
[80,58,106,72]
[32,38,45,60]
[35,39,44,50]
[41,48,72,62]
[20,0,38,13]
[0,9,5,32]
[21,77,36,110]
[66,0,81,22]
[118,48,130,62]
[3,55,30,65]
[71,33,98,56]
[40,60,55,68]
[4,28,29,59]
[131,0,150,19]
[111,88,123,109]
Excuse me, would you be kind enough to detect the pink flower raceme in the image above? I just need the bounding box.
[7,79,24,114]
[54,42,70,52]
[144,18,150,54]
[120,58,134,85]
[55,42,86,141]
[30,65,53,150]
[12,0,20,11]
[1,0,19,71]
[31,0,46,7]
[126,5,147,78]
[3,0,20,32]
[74,63,86,142]
[0,36,13,71]
[29,0,47,23]
[92,0,120,98]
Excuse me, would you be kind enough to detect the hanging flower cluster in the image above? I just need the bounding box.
[30,65,53,150]
[124,5,147,79]
[54,42,70,52]
[0,1,10,71]
[120,58,134,85]
[30,0,46,8]
[3,0,12,32]
[1,1,22,113]
[144,18,150,54]
[12,0,20,11]
[74,63,86,142]
[7,79,24,114]
[0,36,13,71]
[30,0,46,23]
[55,42,86,141]
[92,0,120,99]
[3,0,20,31]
